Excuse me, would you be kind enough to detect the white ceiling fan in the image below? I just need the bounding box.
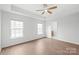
[36,4,57,15]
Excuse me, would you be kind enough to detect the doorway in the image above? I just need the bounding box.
[47,21,57,38]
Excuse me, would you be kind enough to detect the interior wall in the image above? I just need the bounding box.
[0,10,1,51]
[46,12,79,44]
[1,10,46,48]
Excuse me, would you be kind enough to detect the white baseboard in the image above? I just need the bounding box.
[53,37,79,45]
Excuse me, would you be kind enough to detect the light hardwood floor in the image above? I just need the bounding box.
[1,38,79,55]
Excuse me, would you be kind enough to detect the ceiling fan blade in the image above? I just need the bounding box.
[43,4,48,7]
[47,10,52,14]
[41,11,45,15]
[48,6,57,10]
[36,10,43,11]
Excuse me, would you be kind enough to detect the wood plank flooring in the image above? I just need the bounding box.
[1,38,79,55]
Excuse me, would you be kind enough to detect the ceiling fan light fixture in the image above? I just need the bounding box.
[45,10,47,12]
[36,4,57,15]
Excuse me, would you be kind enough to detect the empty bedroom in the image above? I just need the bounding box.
[0,4,79,55]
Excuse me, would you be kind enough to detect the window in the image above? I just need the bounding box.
[11,20,24,39]
[37,24,43,35]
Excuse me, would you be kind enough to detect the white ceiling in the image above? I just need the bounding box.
[14,4,79,19]
[14,4,44,15]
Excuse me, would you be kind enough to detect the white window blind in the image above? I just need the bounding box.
[37,24,43,35]
[11,20,24,39]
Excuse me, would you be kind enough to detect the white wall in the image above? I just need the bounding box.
[0,10,1,51]
[0,4,44,20]
[46,12,79,44]
[1,10,46,48]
